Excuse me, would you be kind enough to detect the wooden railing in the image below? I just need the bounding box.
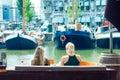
[0,66,118,80]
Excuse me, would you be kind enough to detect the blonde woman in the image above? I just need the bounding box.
[59,42,81,66]
[31,46,49,66]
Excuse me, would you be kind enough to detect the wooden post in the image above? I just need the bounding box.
[72,0,77,23]
[22,0,26,33]
[109,23,113,53]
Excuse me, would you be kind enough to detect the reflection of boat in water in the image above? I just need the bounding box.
[94,26,120,48]
[5,33,38,50]
[43,32,53,41]
[53,24,94,49]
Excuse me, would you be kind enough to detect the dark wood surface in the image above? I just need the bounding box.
[0,66,118,80]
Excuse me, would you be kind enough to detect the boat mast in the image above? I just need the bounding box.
[22,0,26,33]
[72,0,78,24]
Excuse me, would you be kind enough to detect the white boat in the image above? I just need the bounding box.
[94,26,120,48]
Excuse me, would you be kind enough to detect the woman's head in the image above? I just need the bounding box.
[34,46,45,65]
[35,46,44,55]
[65,42,75,55]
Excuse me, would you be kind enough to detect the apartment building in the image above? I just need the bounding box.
[0,0,107,28]
[0,0,21,23]
[43,0,107,27]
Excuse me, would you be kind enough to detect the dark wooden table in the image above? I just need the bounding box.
[0,66,118,80]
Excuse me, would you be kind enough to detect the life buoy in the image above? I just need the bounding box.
[60,35,66,42]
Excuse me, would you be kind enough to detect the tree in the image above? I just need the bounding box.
[77,4,82,17]
[17,0,23,16]
[67,4,72,17]
[67,4,82,17]
[16,0,34,23]
[67,2,82,23]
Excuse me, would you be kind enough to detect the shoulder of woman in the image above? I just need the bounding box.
[76,54,82,61]
[61,55,68,59]
[76,54,81,57]
[45,58,50,62]
[60,55,68,62]
[44,58,50,66]
[45,57,49,60]
[59,55,69,66]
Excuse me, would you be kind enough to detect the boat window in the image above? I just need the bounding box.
[101,27,109,32]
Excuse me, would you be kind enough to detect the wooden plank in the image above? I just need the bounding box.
[0,69,116,80]
[15,66,106,71]
[0,66,117,80]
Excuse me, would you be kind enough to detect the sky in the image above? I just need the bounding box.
[30,0,41,18]
[30,0,40,7]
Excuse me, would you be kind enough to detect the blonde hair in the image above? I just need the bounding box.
[66,42,74,48]
[65,42,75,55]
[34,46,45,65]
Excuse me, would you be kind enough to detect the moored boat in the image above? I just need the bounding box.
[94,26,120,49]
[53,24,94,49]
[5,33,38,50]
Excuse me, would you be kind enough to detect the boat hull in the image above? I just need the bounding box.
[96,37,120,49]
[95,31,120,49]
[5,34,38,50]
[54,30,94,49]
[44,33,53,41]
[94,26,120,49]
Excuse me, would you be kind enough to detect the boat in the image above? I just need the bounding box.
[43,32,53,41]
[4,0,38,50]
[40,23,53,41]
[5,33,38,50]
[94,26,120,49]
[53,24,94,49]
[27,31,45,45]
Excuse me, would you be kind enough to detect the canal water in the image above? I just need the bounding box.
[0,41,120,70]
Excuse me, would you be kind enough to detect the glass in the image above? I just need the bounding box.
[49,59,54,66]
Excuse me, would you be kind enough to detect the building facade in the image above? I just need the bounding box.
[0,0,107,28]
[43,0,107,28]
[0,0,22,24]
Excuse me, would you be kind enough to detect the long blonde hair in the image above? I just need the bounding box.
[34,46,45,65]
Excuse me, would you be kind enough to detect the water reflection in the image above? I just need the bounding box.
[0,41,119,70]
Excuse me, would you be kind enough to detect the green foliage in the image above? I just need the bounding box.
[26,0,34,22]
[26,0,31,11]
[67,4,82,18]
[16,0,23,16]
[67,5,72,17]
[78,4,82,17]
[16,0,34,22]
[26,9,34,22]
